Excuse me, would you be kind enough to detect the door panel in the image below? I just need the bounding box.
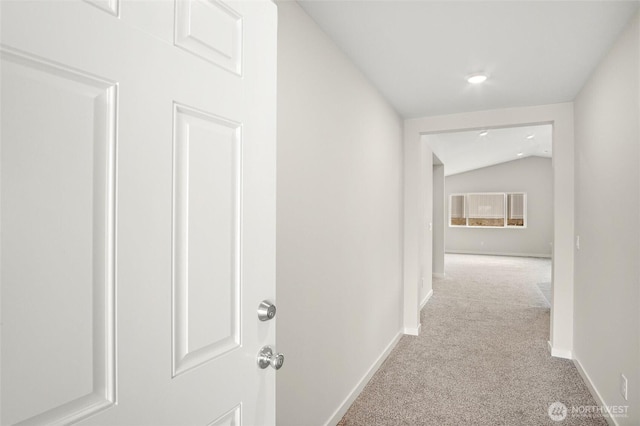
[0,0,276,424]
[175,0,243,75]
[172,103,242,375]
[0,46,117,426]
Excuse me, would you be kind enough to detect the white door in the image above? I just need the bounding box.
[0,0,278,424]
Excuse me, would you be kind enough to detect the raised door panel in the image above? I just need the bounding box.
[172,103,241,377]
[84,0,119,17]
[0,48,116,425]
[174,0,243,75]
[209,404,241,426]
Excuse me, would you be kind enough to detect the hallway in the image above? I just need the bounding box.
[338,255,605,425]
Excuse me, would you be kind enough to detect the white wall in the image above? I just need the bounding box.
[417,144,434,319]
[445,157,553,258]
[276,2,404,425]
[573,12,639,425]
[406,102,574,357]
[432,162,445,277]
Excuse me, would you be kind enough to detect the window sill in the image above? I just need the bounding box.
[449,225,528,229]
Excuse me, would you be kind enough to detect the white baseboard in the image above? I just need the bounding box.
[432,272,445,278]
[446,250,552,259]
[420,289,433,310]
[573,357,618,426]
[547,341,573,359]
[323,331,403,426]
[403,323,421,336]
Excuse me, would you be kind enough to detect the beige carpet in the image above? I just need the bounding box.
[337,254,606,426]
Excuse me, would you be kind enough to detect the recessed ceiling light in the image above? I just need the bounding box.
[479,130,489,136]
[467,74,488,84]
[526,134,535,139]
[517,152,524,156]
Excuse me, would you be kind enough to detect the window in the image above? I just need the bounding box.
[450,194,465,226]
[507,193,525,226]
[467,193,505,227]
[449,192,526,228]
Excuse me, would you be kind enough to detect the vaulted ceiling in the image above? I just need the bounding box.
[298,0,639,118]
[426,124,552,176]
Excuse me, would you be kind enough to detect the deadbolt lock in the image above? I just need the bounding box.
[257,300,276,321]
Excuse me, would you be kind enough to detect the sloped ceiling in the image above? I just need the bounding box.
[298,0,639,118]
[426,124,552,176]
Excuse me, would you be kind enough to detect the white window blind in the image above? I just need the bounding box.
[450,195,465,218]
[467,193,504,219]
[508,193,524,219]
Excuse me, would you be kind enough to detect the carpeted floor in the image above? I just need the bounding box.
[537,282,552,307]
[337,254,606,426]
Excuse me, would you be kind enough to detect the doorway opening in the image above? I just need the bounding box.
[426,123,554,342]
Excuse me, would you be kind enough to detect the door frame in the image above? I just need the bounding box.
[402,102,575,359]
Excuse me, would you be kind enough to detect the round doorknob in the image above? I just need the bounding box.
[257,346,284,370]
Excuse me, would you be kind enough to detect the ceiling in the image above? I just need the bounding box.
[426,124,552,176]
[297,0,639,118]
